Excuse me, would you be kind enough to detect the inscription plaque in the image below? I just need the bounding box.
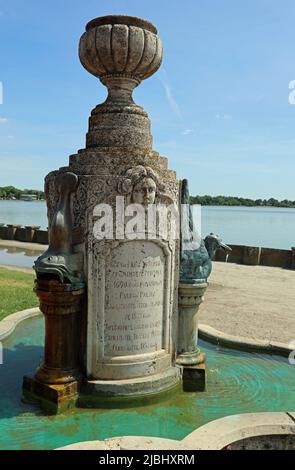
[104,241,165,356]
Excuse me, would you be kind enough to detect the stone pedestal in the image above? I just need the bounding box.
[182,355,206,392]
[23,376,79,414]
[23,280,85,411]
[176,283,207,391]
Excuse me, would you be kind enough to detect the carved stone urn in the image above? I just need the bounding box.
[79,15,163,150]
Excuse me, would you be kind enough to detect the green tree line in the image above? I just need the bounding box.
[190,195,295,208]
[0,186,44,200]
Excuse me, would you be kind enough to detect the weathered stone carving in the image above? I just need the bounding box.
[180,179,231,283]
[118,165,165,205]
[34,172,84,284]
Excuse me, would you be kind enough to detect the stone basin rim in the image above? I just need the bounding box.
[85,15,158,34]
[55,412,295,450]
[0,307,40,341]
[0,309,293,358]
[199,323,293,357]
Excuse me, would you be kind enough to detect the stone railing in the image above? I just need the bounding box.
[213,243,295,270]
[0,224,48,244]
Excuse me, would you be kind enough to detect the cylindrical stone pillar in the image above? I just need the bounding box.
[176,282,207,366]
[24,225,41,242]
[6,224,22,240]
[34,279,85,384]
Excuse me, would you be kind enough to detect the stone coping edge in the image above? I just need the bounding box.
[0,307,41,341]
[199,323,293,357]
[182,411,295,450]
[56,412,295,450]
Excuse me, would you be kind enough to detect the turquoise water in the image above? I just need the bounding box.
[1,316,295,450]
[1,201,295,249]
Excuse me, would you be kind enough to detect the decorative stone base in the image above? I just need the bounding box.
[23,368,181,412]
[176,348,203,366]
[79,367,181,405]
[22,375,79,414]
[182,353,206,392]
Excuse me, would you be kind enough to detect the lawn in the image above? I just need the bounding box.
[0,267,38,321]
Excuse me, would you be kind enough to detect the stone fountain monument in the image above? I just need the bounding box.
[22,14,230,412]
[23,15,181,411]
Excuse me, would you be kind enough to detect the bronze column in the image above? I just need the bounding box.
[34,279,85,384]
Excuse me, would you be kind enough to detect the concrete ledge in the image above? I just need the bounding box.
[57,436,191,451]
[214,244,294,269]
[182,412,295,450]
[199,323,293,357]
[0,239,47,252]
[0,307,41,341]
[56,441,109,450]
[56,412,295,450]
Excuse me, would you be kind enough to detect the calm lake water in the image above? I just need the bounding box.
[0,200,294,249]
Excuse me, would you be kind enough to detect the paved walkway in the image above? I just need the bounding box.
[0,239,46,252]
[199,262,295,345]
[0,264,34,273]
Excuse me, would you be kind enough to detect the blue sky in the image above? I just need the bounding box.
[0,0,295,198]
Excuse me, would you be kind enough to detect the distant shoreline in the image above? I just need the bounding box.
[0,198,45,202]
[1,199,295,210]
[190,196,295,209]
[0,186,44,201]
[200,204,295,209]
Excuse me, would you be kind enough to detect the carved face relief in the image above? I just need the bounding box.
[132,177,157,205]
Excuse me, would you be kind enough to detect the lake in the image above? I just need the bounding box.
[0,200,294,250]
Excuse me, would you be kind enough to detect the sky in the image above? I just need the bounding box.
[0,0,295,199]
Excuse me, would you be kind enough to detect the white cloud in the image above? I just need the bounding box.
[158,71,182,120]
[0,134,14,141]
[215,114,232,120]
[157,141,177,149]
[182,129,195,135]
[0,117,8,124]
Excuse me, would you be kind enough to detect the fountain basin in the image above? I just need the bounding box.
[1,315,295,450]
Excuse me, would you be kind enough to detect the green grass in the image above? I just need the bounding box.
[0,268,38,321]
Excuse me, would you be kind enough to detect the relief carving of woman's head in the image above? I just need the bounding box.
[118,165,164,206]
